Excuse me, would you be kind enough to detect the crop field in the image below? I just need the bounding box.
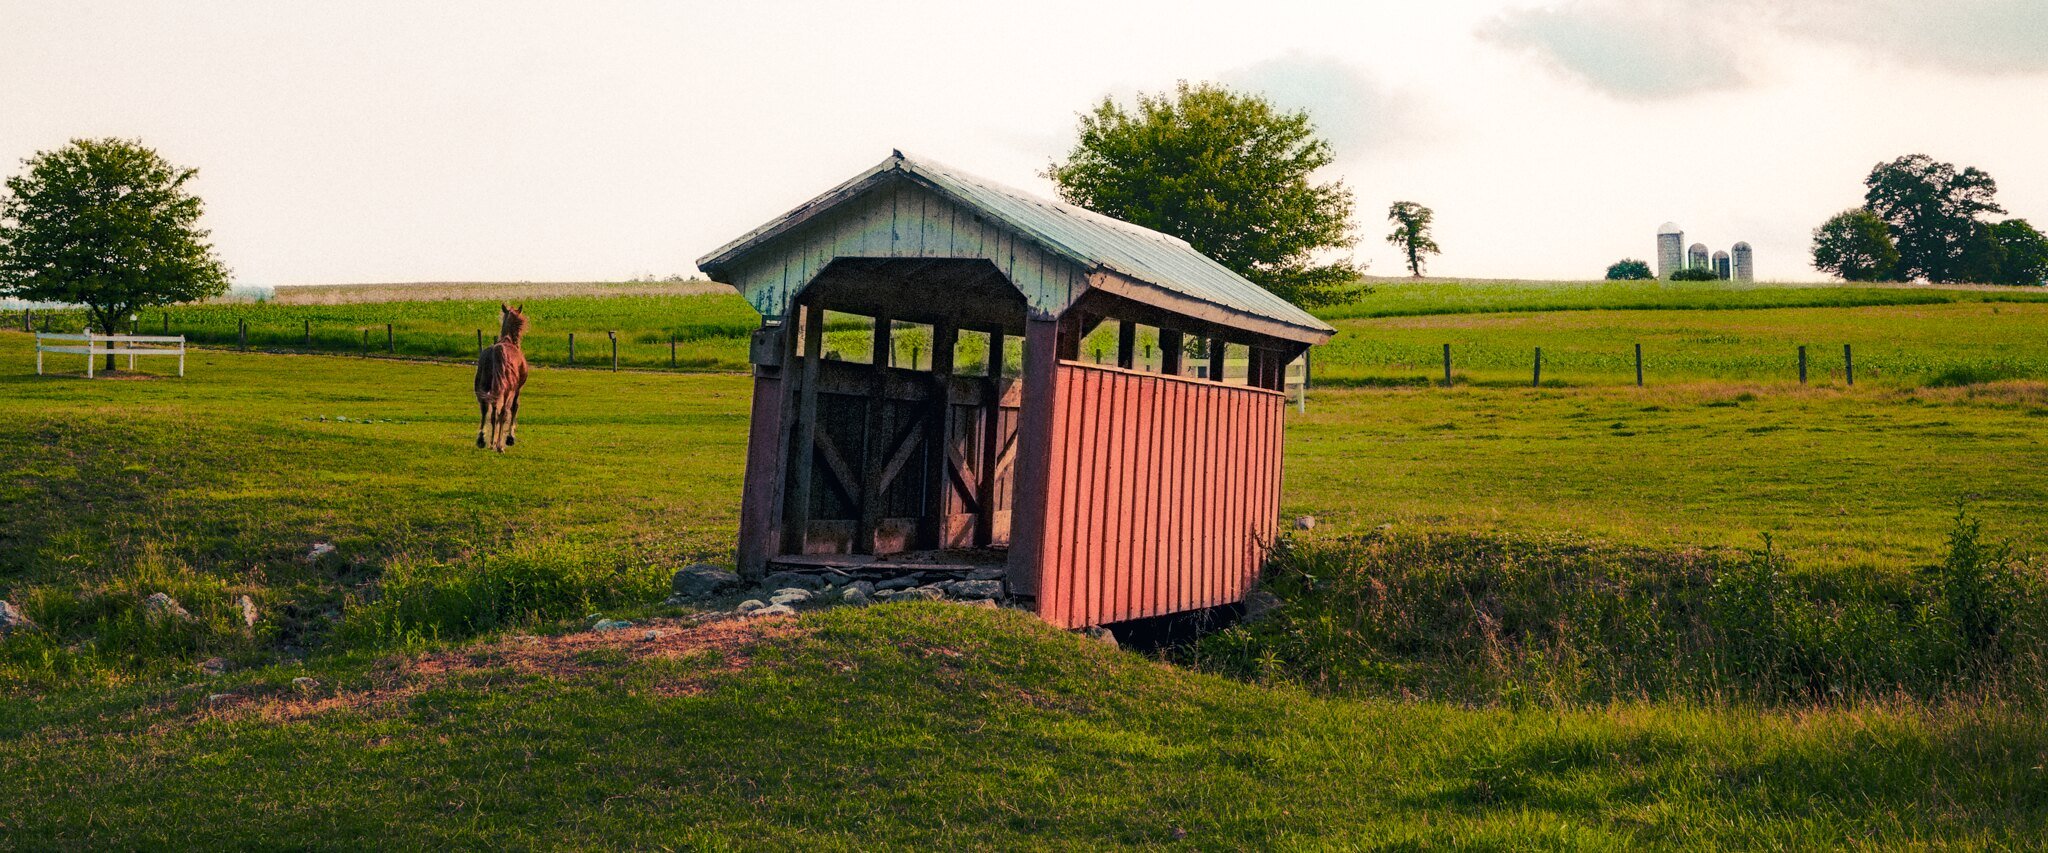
[3,281,2047,847]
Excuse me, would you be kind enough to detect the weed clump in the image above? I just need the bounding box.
[1191,511,2044,705]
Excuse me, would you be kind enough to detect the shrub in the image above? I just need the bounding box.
[1605,259,1654,280]
[1669,267,1720,282]
[1192,513,2045,705]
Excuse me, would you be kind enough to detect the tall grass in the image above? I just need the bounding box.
[1192,511,2046,706]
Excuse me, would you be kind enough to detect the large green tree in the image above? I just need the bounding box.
[0,138,230,367]
[1862,154,2002,283]
[1811,208,1900,282]
[1384,201,1440,277]
[1986,219,2048,286]
[1045,82,1359,306]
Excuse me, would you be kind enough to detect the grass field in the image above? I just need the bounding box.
[4,278,2047,846]
[17,278,2048,385]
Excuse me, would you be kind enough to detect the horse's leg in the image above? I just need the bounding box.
[489,399,507,452]
[476,396,491,448]
[505,391,520,446]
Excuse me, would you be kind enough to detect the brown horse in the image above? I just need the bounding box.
[474,304,530,452]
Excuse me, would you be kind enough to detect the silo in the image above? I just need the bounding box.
[1713,250,1731,280]
[1657,222,1684,278]
[1688,243,1709,271]
[1731,242,1754,281]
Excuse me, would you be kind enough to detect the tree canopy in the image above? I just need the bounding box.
[1985,219,2048,286]
[1045,81,1359,306]
[1811,208,1901,283]
[0,138,230,349]
[1862,154,2003,283]
[1604,258,1654,280]
[1384,201,1439,277]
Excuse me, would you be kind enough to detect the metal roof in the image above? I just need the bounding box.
[697,151,1335,341]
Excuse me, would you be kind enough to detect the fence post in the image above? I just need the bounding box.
[238,319,247,350]
[669,332,676,367]
[164,313,170,333]
[609,330,618,372]
[1532,347,1542,387]
[1442,343,1452,388]
[477,329,484,354]
[1798,345,1807,384]
[1844,344,1854,386]
[569,332,576,364]
[361,328,369,356]
[302,319,310,346]
[386,323,393,353]
[1634,343,1644,387]
[21,309,28,332]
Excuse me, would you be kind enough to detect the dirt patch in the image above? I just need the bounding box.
[205,615,802,724]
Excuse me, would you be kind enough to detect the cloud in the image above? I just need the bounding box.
[1481,0,2048,100]
[1479,2,1746,100]
[1784,0,2048,75]
[1219,54,1425,160]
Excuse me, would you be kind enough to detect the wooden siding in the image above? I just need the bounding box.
[730,180,1088,322]
[1030,361,1286,629]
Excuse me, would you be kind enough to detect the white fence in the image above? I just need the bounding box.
[36,332,187,377]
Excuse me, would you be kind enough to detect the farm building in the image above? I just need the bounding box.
[696,151,1334,628]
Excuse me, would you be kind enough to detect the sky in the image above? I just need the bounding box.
[3,0,2045,285]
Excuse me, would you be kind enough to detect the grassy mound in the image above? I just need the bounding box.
[3,604,2045,848]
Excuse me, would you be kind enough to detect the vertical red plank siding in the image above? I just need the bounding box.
[1028,360,1287,628]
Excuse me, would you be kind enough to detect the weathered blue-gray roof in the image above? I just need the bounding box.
[697,152,1335,342]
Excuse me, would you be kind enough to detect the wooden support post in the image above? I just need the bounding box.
[1443,343,1453,387]
[1159,329,1183,376]
[1844,344,1854,386]
[165,314,171,333]
[609,331,618,372]
[856,316,892,555]
[1115,320,1135,369]
[670,333,677,367]
[21,309,28,333]
[568,332,576,364]
[1007,316,1061,599]
[1635,343,1644,387]
[304,319,311,347]
[1533,347,1542,387]
[1246,347,1267,390]
[975,330,1004,547]
[1208,339,1226,383]
[783,302,827,555]
[477,329,484,354]
[1798,345,1808,384]
[919,323,958,549]
[238,320,247,350]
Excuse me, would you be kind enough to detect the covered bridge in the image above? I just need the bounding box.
[697,151,1334,628]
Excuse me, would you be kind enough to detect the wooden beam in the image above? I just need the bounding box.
[1159,329,1183,376]
[1007,316,1062,598]
[1116,320,1136,369]
[814,430,861,504]
[975,330,1004,547]
[782,302,826,555]
[919,322,958,548]
[856,317,892,554]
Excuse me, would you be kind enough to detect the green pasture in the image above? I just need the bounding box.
[4,604,2043,848]
[16,279,2048,386]
[4,280,2047,846]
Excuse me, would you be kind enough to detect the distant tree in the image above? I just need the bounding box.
[1811,208,1901,282]
[1046,81,1360,306]
[1863,154,2003,283]
[1669,267,1719,282]
[0,139,229,369]
[1605,258,1654,280]
[1384,201,1440,277]
[1987,219,2048,286]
